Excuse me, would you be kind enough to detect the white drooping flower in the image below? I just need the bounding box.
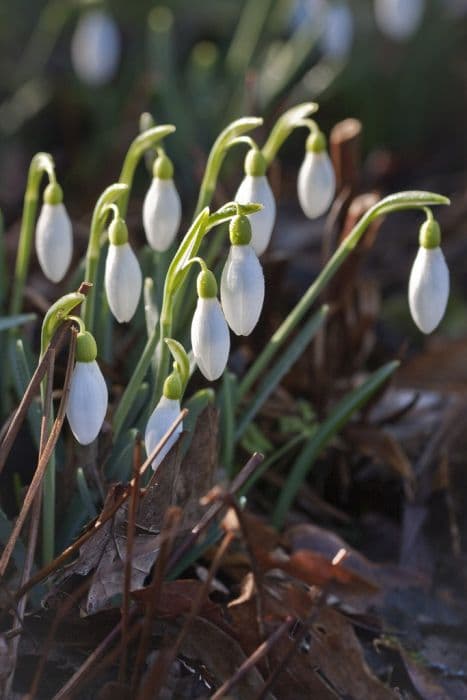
[66,333,108,445]
[374,0,424,41]
[408,217,449,334]
[191,270,230,381]
[145,395,183,471]
[35,184,73,283]
[321,2,354,59]
[104,218,142,323]
[71,9,121,85]
[143,154,181,252]
[220,215,265,336]
[235,149,276,256]
[297,132,336,220]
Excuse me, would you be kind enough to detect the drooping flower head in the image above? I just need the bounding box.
[408,215,449,334]
[220,214,265,336]
[143,152,182,252]
[191,268,230,381]
[104,216,142,323]
[297,130,336,220]
[145,372,183,471]
[35,182,73,283]
[71,8,121,85]
[66,331,108,445]
[374,0,425,41]
[235,149,276,256]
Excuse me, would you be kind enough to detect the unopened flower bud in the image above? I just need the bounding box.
[408,218,449,334]
[235,149,276,256]
[35,184,73,283]
[66,332,108,445]
[71,9,121,85]
[145,377,183,471]
[374,0,424,41]
[143,155,181,252]
[221,217,265,336]
[297,132,336,219]
[104,218,142,323]
[191,270,230,381]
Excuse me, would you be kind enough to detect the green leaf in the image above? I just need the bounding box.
[0,313,36,331]
[273,360,400,529]
[236,305,328,440]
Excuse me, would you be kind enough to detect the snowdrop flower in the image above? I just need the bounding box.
[35,183,73,283]
[104,217,142,323]
[67,331,108,445]
[235,149,276,256]
[321,2,354,59]
[191,269,230,380]
[297,131,336,219]
[71,8,121,86]
[408,216,449,334]
[221,215,265,336]
[145,373,183,471]
[374,0,424,41]
[143,153,181,252]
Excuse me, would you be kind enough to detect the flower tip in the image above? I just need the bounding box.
[408,246,449,334]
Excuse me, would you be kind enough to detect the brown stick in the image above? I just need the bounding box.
[211,616,294,700]
[137,531,235,700]
[15,409,188,600]
[118,436,142,684]
[0,322,70,475]
[0,327,77,578]
[329,118,362,193]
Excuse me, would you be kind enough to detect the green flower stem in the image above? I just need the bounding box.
[194,117,263,216]
[118,124,176,217]
[261,102,318,166]
[238,191,450,401]
[81,183,128,333]
[40,292,85,564]
[10,153,56,315]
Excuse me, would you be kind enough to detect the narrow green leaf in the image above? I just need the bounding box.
[0,313,36,332]
[236,305,328,440]
[273,360,400,529]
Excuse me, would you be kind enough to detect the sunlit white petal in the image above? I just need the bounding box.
[143,178,182,252]
[191,298,230,380]
[71,9,120,85]
[408,247,449,334]
[297,151,336,220]
[67,361,108,445]
[235,175,276,256]
[104,242,142,323]
[374,0,424,40]
[220,245,264,336]
[35,203,73,283]
[145,397,183,471]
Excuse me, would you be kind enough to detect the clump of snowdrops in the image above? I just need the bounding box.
[2,102,450,564]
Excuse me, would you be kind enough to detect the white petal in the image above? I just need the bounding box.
[145,397,183,471]
[71,9,120,85]
[321,3,354,58]
[191,298,230,380]
[142,178,181,252]
[408,247,449,334]
[235,175,276,256]
[220,245,265,336]
[67,361,108,445]
[297,151,336,220]
[374,0,424,40]
[35,203,73,283]
[104,242,142,323]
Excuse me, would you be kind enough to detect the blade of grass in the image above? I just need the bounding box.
[0,313,36,331]
[273,360,400,529]
[235,305,328,441]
